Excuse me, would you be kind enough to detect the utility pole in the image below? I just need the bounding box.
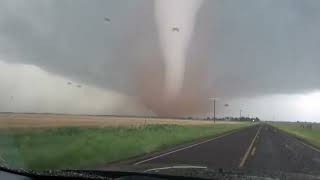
[209,97,218,124]
[213,98,216,124]
[240,109,242,119]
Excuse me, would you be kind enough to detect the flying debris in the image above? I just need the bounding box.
[224,104,229,107]
[104,17,111,22]
[10,96,13,100]
[172,27,180,32]
[67,82,72,85]
[77,85,82,88]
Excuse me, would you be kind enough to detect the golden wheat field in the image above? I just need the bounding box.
[0,113,239,128]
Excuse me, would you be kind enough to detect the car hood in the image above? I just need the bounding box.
[102,164,320,180]
[1,164,319,180]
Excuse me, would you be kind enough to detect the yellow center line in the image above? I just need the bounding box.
[238,125,262,168]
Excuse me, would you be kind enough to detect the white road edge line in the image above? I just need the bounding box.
[134,125,254,165]
[281,131,320,154]
[144,165,207,173]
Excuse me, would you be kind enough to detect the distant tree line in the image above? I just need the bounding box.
[189,116,261,122]
[297,121,313,129]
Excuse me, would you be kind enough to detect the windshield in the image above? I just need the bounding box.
[0,0,320,179]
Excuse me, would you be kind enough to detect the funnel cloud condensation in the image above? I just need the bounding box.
[155,0,203,100]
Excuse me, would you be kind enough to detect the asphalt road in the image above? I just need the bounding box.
[131,123,320,175]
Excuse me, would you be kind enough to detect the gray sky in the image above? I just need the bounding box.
[0,0,320,121]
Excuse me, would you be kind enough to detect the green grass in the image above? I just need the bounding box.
[0,123,249,170]
[270,122,320,148]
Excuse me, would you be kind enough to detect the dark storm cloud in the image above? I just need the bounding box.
[0,0,164,95]
[191,0,320,97]
[1,0,320,115]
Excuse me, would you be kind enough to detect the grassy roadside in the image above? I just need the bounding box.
[270,122,320,148]
[0,123,249,170]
